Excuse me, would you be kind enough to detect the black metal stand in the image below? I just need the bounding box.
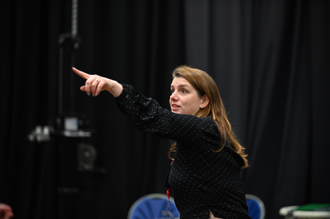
[28,2,105,218]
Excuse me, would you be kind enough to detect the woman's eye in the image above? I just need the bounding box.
[182,89,187,93]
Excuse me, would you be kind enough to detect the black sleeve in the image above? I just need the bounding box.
[114,84,219,144]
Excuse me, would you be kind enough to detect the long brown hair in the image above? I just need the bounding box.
[168,65,249,168]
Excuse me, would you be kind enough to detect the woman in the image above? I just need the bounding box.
[73,65,250,219]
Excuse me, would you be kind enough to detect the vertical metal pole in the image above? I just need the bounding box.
[70,0,78,114]
[58,44,64,117]
[71,0,78,37]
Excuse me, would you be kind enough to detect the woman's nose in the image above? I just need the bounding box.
[170,92,177,100]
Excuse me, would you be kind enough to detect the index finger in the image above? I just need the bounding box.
[72,67,90,80]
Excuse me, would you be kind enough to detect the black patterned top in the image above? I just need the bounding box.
[115,84,250,219]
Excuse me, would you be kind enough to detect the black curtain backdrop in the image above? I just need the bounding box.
[0,1,329,219]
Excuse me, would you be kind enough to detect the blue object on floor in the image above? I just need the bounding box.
[128,193,180,219]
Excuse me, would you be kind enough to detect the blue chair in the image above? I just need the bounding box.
[128,193,180,219]
[246,194,265,219]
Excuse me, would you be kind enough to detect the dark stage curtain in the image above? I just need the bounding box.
[0,1,329,219]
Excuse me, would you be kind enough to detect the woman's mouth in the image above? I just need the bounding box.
[171,104,180,111]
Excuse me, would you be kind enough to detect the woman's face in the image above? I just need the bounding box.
[169,77,208,115]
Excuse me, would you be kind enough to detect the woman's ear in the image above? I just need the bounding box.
[200,95,210,109]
